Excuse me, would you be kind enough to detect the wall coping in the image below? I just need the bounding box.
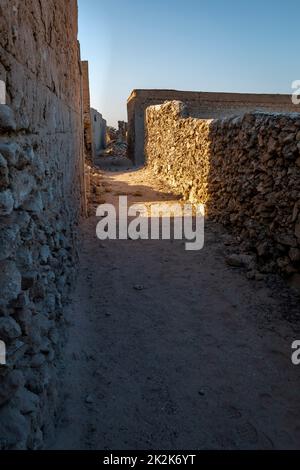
[128,89,293,105]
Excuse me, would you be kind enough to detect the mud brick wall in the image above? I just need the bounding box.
[128,89,296,165]
[145,101,300,278]
[0,0,85,449]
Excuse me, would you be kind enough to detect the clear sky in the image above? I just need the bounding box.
[78,0,299,127]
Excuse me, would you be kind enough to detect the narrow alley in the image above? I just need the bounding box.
[1,0,300,459]
[52,159,300,450]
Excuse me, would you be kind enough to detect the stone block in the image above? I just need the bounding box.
[0,260,22,306]
[0,189,14,215]
[0,105,16,132]
[10,169,36,208]
[0,317,22,342]
[0,370,24,406]
[0,143,21,166]
[0,404,30,449]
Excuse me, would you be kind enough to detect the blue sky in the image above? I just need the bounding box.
[78,0,299,126]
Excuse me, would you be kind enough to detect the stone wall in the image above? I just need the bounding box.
[0,0,85,449]
[91,107,107,155]
[128,89,297,165]
[145,101,300,279]
[82,60,94,163]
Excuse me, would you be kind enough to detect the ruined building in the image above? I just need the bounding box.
[127,89,296,165]
[144,100,300,281]
[91,108,107,155]
[127,89,300,282]
[82,61,106,162]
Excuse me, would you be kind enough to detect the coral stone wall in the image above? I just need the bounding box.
[82,61,94,163]
[0,0,84,449]
[145,101,300,278]
[128,89,296,165]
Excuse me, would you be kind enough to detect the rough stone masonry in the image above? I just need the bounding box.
[145,101,300,283]
[82,60,94,164]
[128,89,296,165]
[0,0,85,449]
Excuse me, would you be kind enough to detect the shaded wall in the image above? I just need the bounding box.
[0,0,84,449]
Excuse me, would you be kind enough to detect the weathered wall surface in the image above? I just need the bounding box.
[91,108,106,155]
[118,120,128,142]
[82,61,94,163]
[0,0,84,449]
[128,89,297,165]
[146,101,300,279]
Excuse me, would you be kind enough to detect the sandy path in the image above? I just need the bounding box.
[52,160,300,450]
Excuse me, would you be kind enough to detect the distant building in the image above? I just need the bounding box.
[127,89,296,165]
[91,108,107,155]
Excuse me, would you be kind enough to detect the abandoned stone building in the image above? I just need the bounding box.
[127,90,300,283]
[128,89,297,165]
[145,101,300,280]
[82,61,106,163]
[91,108,107,155]
[0,0,300,452]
